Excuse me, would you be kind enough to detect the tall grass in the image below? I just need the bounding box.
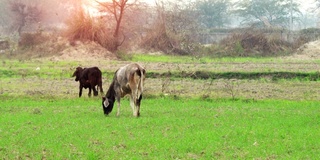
[64,6,115,51]
[0,97,319,159]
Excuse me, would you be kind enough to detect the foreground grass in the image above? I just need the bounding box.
[1,57,320,159]
[1,96,319,159]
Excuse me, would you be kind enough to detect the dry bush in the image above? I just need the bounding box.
[64,7,114,51]
[240,32,270,53]
[224,79,239,100]
[220,30,292,57]
[18,32,49,48]
[140,24,194,55]
[140,22,176,54]
[64,8,99,42]
[299,28,320,41]
[292,36,309,50]
[139,1,198,55]
[94,29,117,52]
[268,37,291,54]
[9,32,69,59]
[221,31,269,56]
[292,28,320,49]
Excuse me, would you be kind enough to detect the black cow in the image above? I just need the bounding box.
[72,67,103,97]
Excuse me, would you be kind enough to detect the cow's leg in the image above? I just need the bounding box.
[136,95,142,117]
[99,84,104,95]
[130,95,136,116]
[79,86,83,97]
[98,80,104,95]
[88,87,92,97]
[116,97,121,117]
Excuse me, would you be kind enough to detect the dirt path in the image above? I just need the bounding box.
[2,77,320,100]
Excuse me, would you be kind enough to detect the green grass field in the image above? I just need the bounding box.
[1,55,320,159]
[1,97,319,159]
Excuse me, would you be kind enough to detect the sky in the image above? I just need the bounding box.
[78,0,319,29]
[298,0,316,11]
[106,0,318,13]
[84,0,317,9]
[82,0,320,20]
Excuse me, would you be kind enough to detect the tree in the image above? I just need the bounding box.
[141,0,202,55]
[316,0,320,8]
[95,0,138,52]
[196,0,230,28]
[163,0,199,35]
[235,0,301,28]
[0,1,10,27]
[9,1,43,35]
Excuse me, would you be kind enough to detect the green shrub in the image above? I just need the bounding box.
[234,41,245,56]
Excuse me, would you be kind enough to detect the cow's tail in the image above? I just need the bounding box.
[136,66,145,99]
[139,68,144,94]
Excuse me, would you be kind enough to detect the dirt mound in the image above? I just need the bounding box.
[288,40,320,60]
[11,34,117,61]
[48,40,117,61]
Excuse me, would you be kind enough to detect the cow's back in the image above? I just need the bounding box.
[115,63,145,96]
[82,67,101,78]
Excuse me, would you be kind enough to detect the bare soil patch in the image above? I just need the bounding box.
[287,40,320,60]
[6,36,117,61]
[48,41,117,61]
[2,77,320,100]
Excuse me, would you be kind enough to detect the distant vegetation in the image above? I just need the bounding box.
[1,0,320,59]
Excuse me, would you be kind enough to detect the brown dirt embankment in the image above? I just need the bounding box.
[287,40,320,60]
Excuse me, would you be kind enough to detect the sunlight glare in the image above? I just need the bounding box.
[81,0,101,16]
[81,0,156,16]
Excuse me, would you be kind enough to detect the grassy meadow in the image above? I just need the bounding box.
[1,55,320,159]
[1,97,320,159]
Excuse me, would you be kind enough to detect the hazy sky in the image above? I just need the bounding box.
[85,0,319,16]
[298,0,316,11]
[88,0,317,11]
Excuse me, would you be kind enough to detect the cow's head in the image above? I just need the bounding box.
[102,97,114,115]
[72,67,83,81]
